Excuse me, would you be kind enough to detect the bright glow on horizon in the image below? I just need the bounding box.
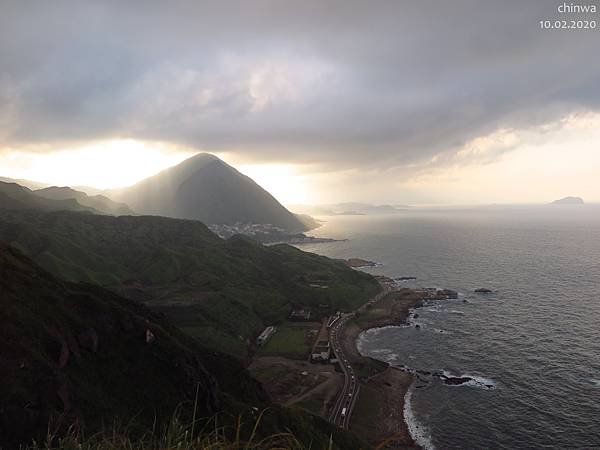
[397,112,600,204]
[0,139,312,205]
[0,111,599,205]
[0,140,195,189]
[236,162,313,205]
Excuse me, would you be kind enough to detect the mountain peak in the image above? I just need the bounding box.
[116,153,307,232]
[178,152,224,171]
[187,152,221,163]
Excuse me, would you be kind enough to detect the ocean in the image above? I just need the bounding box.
[298,206,600,449]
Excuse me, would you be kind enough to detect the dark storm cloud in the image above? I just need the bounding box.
[1,0,599,170]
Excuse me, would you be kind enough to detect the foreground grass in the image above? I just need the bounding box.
[30,411,334,450]
[293,399,323,416]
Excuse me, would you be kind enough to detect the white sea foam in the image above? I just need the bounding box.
[590,378,600,387]
[362,325,400,337]
[404,382,436,450]
[384,352,402,363]
[369,348,393,355]
[464,375,497,389]
[355,338,365,355]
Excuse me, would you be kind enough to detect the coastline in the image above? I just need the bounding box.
[341,288,427,449]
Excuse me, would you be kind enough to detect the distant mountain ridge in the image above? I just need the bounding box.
[0,181,98,213]
[35,186,134,215]
[112,153,308,232]
[0,176,49,191]
[0,181,134,216]
[292,202,410,216]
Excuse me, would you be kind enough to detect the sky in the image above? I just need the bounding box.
[1,0,600,205]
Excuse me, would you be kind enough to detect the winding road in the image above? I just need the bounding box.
[328,288,390,428]
[328,312,360,428]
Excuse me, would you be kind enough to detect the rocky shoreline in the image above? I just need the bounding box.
[340,288,427,449]
[344,286,462,449]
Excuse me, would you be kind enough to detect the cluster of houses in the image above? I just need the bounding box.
[256,310,342,363]
[289,308,312,321]
[310,311,343,363]
[311,339,331,362]
[208,222,286,239]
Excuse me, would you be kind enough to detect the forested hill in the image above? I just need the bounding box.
[0,243,365,449]
[0,209,380,356]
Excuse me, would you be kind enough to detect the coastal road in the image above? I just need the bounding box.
[328,288,390,428]
[328,312,359,428]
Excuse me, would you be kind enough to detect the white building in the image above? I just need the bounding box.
[257,326,276,346]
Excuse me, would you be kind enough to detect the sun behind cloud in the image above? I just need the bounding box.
[0,140,195,189]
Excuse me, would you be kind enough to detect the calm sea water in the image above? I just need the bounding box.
[298,206,600,450]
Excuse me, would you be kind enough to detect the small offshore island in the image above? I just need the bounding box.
[551,196,585,205]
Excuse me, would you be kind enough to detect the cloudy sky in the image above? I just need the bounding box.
[1,0,599,205]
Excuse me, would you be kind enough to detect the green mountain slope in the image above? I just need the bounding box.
[0,210,380,356]
[34,186,134,215]
[0,243,364,449]
[112,153,307,232]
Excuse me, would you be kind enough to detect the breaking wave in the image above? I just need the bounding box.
[404,381,436,450]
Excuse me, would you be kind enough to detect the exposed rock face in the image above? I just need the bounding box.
[427,288,458,300]
[344,258,379,268]
[475,288,493,293]
[442,376,472,386]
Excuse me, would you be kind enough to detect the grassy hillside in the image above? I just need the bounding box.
[0,210,381,356]
[0,243,365,449]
